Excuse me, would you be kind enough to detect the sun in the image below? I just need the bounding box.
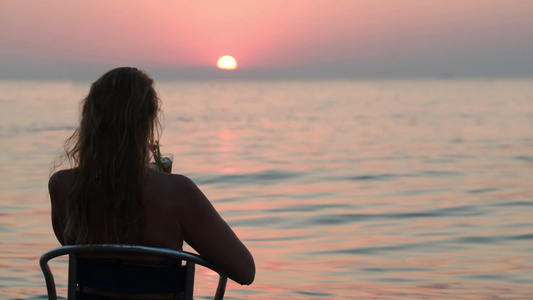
[217,55,237,70]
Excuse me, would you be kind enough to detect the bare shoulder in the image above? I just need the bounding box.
[49,169,76,245]
[49,169,75,198]
[144,169,201,207]
[144,170,218,223]
[49,168,75,182]
[145,169,196,191]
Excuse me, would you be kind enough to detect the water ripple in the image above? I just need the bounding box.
[192,170,302,185]
[453,233,533,244]
[332,170,464,183]
[1,124,76,138]
[467,188,499,194]
[347,174,401,181]
[362,267,433,273]
[490,201,533,207]
[266,203,353,213]
[514,156,533,162]
[310,205,483,226]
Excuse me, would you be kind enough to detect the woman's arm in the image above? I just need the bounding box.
[177,176,255,285]
[48,171,66,245]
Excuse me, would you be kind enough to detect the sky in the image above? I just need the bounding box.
[1,0,532,79]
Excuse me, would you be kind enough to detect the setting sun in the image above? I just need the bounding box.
[217,55,237,70]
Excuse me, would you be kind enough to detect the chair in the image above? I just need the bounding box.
[40,244,227,300]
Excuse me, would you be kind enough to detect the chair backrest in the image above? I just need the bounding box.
[40,244,227,300]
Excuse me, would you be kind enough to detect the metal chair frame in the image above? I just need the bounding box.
[39,244,227,300]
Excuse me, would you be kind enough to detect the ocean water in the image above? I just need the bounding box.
[0,78,532,299]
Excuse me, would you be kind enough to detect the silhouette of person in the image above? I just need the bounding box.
[49,67,255,285]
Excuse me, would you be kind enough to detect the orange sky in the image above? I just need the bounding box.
[1,0,532,78]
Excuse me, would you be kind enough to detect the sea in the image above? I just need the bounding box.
[0,78,532,299]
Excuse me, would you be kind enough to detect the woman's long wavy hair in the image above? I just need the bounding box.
[62,67,161,244]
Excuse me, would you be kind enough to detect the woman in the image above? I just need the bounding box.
[48,67,255,285]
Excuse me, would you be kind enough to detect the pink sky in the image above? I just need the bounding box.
[1,0,532,77]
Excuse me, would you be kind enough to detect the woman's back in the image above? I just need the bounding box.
[50,167,187,248]
[50,167,255,284]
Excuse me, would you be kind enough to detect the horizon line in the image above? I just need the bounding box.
[1,64,532,81]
